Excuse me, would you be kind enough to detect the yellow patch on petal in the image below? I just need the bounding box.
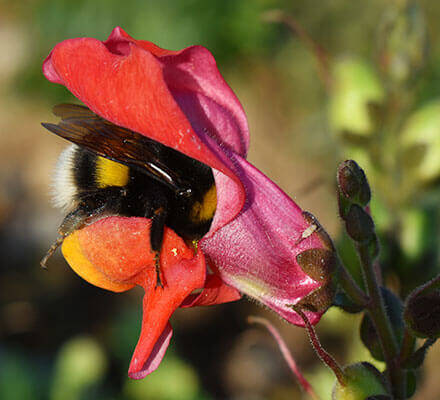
[62,232,135,293]
[230,276,270,299]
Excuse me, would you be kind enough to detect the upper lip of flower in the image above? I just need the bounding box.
[43,26,248,239]
[43,26,334,379]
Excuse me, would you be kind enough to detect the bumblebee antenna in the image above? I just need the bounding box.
[40,235,65,269]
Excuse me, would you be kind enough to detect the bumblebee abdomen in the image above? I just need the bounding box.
[52,145,131,212]
[189,185,217,223]
[43,103,218,276]
[94,156,130,189]
[51,136,216,244]
[51,144,79,211]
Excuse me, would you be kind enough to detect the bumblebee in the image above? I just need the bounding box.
[41,104,217,287]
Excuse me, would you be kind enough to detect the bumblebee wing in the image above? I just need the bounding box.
[52,103,102,122]
[42,118,191,195]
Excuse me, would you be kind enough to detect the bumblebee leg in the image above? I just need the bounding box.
[150,206,167,288]
[40,236,65,269]
[40,207,91,269]
[41,187,126,269]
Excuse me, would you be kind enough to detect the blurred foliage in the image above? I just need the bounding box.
[10,0,283,104]
[50,336,107,400]
[328,1,440,298]
[329,57,385,137]
[2,0,440,399]
[123,356,205,400]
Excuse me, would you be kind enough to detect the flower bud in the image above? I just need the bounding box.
[404,285,440,338]
[334,291,365,314]
[337,160,371,206]
[332,362,388,400]
[360,288,404,361]
[345,205,376,243]
[377,2,428,85]
[337,160,371,221]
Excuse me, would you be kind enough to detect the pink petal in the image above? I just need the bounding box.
[129,323,173,379]
[201,152,325,326]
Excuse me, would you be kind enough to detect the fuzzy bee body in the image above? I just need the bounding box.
[42,104,217,285]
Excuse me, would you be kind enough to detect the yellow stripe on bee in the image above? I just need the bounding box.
[190,185,217,222]
[95,157,129,188]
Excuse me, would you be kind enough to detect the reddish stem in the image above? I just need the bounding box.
[248,316,319,399]
[292,307,346,386]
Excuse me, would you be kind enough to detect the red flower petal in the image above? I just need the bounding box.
[43,29,246,235]
[129,250,206,379]
[60,217,207,377]
[129,322,173,379]
[105,27,250,157]
[44,28,330,331]
[201,153,325,326]
[181,273,241,307]
[44,39,211,167]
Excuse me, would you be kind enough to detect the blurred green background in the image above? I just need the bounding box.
[1,0,440,399]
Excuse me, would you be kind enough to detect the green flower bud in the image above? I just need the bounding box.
[345,205,376,243]
[329,58,385,137]
[332,362,388,400]
[360,288,405,361]
[334,291,365,314]
[401,100,440,183]
[404,285,440,338]
[337,160,371,212]
[343,147,374,184]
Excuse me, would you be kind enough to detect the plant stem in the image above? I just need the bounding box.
[248,316,319,399]
[398,328,416,365]
[337,258,370,308]
[356,243,406,399]
[294,307,346,386]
